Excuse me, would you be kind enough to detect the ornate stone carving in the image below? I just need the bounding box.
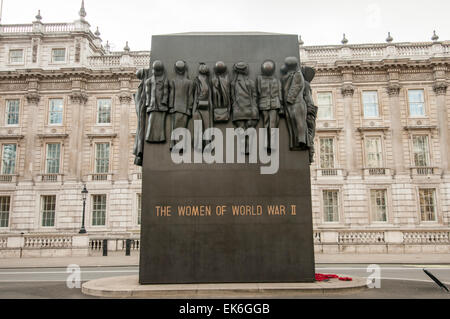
[433,81,448,95]
[25,93,40,104]
[119,93,132,104]
[341,84,355,97]
[387,83,401,96]
[69,92,88,104]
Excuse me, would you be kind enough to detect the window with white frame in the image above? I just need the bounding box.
[317,92,333,120]
[95,143,110,173]
[51,48,66,63]
[46,143,61,174]
[1,144,16,175]
[41,195,56,227]
[412,135,430,167]
[319,137,335,169]
[419,188,436,222]
[137,193,142,225]
[97,99,112,124]
[362,91,379,118]
[323,190,339,222]
[365,136,383,168]
[48,99,64,125]
[0,196,10,228]
[5,100,20,125]
[92,194,107,226]
[9,49,24,64]
[408,89,425,117]
[370,189,387,222]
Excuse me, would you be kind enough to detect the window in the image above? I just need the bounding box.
[408,89,425,117]
[5,100,20,126]
[370,190,387,222]
[419,189,436,222]
[319,138,335,169]
[41,195,56,227]
[137,194,142,225]
[0,196,10,228]
[95,143,110,173]
[49,99,64,125]
[365,137,383,168]
[51,48,66,62]
[1,144,16,175]
[317,92,333,120]
[412,135,430,167]
[9,49,24,63]
[46,143,61,174]
[92,194,106,226]
[97,99,112,124]
[362,91,379,118]
[323,190,339,222]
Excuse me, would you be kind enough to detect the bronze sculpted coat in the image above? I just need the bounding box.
[145,61,169,143]
[257,60,282,151]
[283,57,308,150]
[302,67,318,163]
[211,61,231,122]
[133,68,150,166]
[169,61,194,150]
[193,63,213,151]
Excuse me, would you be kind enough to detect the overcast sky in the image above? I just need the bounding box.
[1,0,449,51]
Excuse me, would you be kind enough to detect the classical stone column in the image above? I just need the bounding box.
[386,79,405,175]
[341,83,356,174]
[23,92,40,181]
[433,80,448,173]
[118,92,132,180]
[68,91,88,181]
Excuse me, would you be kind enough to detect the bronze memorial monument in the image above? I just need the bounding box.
[134,33,317,284]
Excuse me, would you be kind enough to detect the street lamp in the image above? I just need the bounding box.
[79,184,88,234]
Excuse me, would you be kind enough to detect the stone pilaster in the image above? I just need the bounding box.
[433,78,448,173]
[23,92,40,181]
[386,71,405,175]
[341,81,356,174]
[118,90,132,181]
[68,89,88,181]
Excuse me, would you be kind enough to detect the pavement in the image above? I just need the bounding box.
[1,253,450,299]
[0,264,450,298]
[1,253,450,268]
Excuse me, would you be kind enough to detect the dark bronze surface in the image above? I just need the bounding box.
[139,33,315,284]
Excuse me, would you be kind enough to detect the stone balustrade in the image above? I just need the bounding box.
[300,42,450,64]
[0,230,448,257]
[0,22,84,34]
[24,235,72,248]
[314,229,450,253]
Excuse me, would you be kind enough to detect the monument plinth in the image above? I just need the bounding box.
[138,33,315,284]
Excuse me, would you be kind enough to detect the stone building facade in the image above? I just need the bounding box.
[0,5,449,255]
